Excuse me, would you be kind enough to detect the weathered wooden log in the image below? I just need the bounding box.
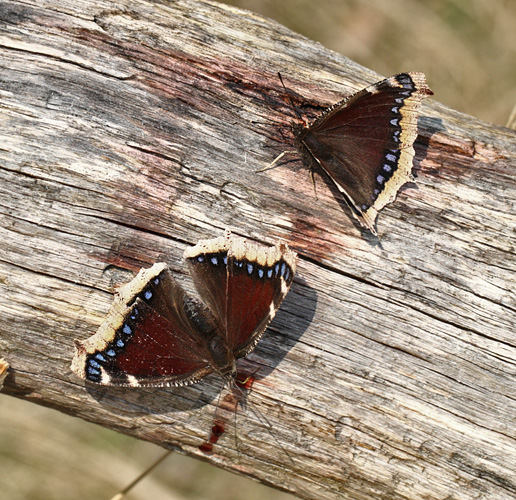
[1,1,515,499]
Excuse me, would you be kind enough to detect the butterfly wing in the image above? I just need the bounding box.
[184,232,297,362]
[71,263,215,387]
[183,234,231,333]
[225,237,296,358]
[298,72,433,234]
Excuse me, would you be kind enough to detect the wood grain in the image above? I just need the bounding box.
[1,1,516,499]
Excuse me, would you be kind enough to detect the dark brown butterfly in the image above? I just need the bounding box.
[71,231,297,387]
[278,72,433,235]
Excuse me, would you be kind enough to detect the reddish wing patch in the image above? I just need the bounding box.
[103,299,212,385]
[227,258,293,357]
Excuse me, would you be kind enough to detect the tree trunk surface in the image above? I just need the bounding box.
[1,1,515,499]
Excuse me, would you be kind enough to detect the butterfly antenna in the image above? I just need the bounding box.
[277,72,306,125]
[257,72,307,174]
[109,449,173,500]
[230,380,241,457]
[233,377,296,469]
[205,378,226,441]
[231,369,260,457]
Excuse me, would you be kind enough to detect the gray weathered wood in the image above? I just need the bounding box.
[1,1,516,499]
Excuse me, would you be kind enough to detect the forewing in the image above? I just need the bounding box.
[71,263,214,387]
[225,238,296,359]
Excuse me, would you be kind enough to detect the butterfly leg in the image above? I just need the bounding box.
[256,150,297,173]
[308,166,318,200]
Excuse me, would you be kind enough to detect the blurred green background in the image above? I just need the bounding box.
[2,1,515,500]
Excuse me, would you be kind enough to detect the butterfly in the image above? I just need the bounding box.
[276,72,433,235]
[71,231,297,387]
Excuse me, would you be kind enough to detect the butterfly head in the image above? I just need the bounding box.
[292,120,309,141]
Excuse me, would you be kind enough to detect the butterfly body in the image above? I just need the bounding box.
[292,72,433,235]
[71,232,297,388]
